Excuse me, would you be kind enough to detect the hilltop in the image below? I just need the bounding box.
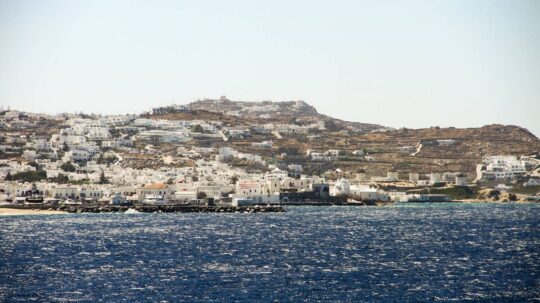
[185,97,387,133]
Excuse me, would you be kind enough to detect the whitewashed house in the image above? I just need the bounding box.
[288,165,303,178]
[476,156,528,181]
[330,178,350,196]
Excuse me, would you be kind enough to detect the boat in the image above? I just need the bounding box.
[142,195,168,205]
[24,183,44,204]
[62,199,82,205]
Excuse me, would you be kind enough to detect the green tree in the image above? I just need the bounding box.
[49,173,69,184]
[11,170,47,182]
[99,171,109,184]
[5,171,12,181]
[60,161,76,172]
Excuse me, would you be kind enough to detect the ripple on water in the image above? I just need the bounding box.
[0,204,539,302]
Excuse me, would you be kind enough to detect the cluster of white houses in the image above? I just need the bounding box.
[2,150,539,205]
[0,153,497,205]
[0,171,459,205]
[475,155,538,181]
[1,109,539,206]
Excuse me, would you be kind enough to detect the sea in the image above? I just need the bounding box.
[0,203,539,302]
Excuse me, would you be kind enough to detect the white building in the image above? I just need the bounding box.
[430,173,441,185]
[233,179,279,203]
[476,155,528,181]
[288,165,303,178]
[236,180,263,195]
[350,186,389,201]
[327,149,341,157]
[455,174,467,186]
[524,178,540,187]
[387,172,399,182]
[50,186,78,199]
[138,130,190,143]
[197,185,234,199]
[79,187,104,201]
[218,147,238,159]
[330,178,350,196]
[137,183,171,201]
[174,191,197,202]
[252,141,272,148]
[352,150,365,156]
[110,193,126,205]
[437,139,455,146]
[64,148,91,162]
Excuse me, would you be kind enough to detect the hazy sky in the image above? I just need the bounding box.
[1,0,539,136]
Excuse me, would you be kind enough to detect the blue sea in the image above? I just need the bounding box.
[0,203,539,302]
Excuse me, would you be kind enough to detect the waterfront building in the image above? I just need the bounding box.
[389,191,409,202]
[110,192,127,205]
[174,191,197,202]
[137,183,171,201]
[476,155,528,181]
[79,187,104,201]
[408,194,450,202]
[349,186,389,201]
[331,178,350,196]
[50,186,78,199]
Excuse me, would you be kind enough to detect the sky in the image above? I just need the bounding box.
[1,0,539,136]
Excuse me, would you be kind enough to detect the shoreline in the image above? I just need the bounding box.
[0,208,68,216]
[453,199,536,204]
[0,201,536,216]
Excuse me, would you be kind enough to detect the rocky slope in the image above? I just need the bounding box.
[149,98,540,178]
[4,99,539,179]
[187,97,387,133]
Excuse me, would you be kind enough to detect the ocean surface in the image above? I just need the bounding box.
[0,203,539,302]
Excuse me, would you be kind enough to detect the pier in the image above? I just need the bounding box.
[0,204,285,214]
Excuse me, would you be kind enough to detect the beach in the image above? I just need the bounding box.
[0,208,67,216]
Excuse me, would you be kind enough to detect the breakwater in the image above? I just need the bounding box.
[0,204,285,214]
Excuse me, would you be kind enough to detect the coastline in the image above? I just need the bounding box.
[0,208,68,216]
[0,201,536,216]
[453,199,537,204]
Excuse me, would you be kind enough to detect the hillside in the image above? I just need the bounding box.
[3,99,539,179]
[147,99,540,178]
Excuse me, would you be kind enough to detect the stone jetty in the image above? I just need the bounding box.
[50,204,285,214]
